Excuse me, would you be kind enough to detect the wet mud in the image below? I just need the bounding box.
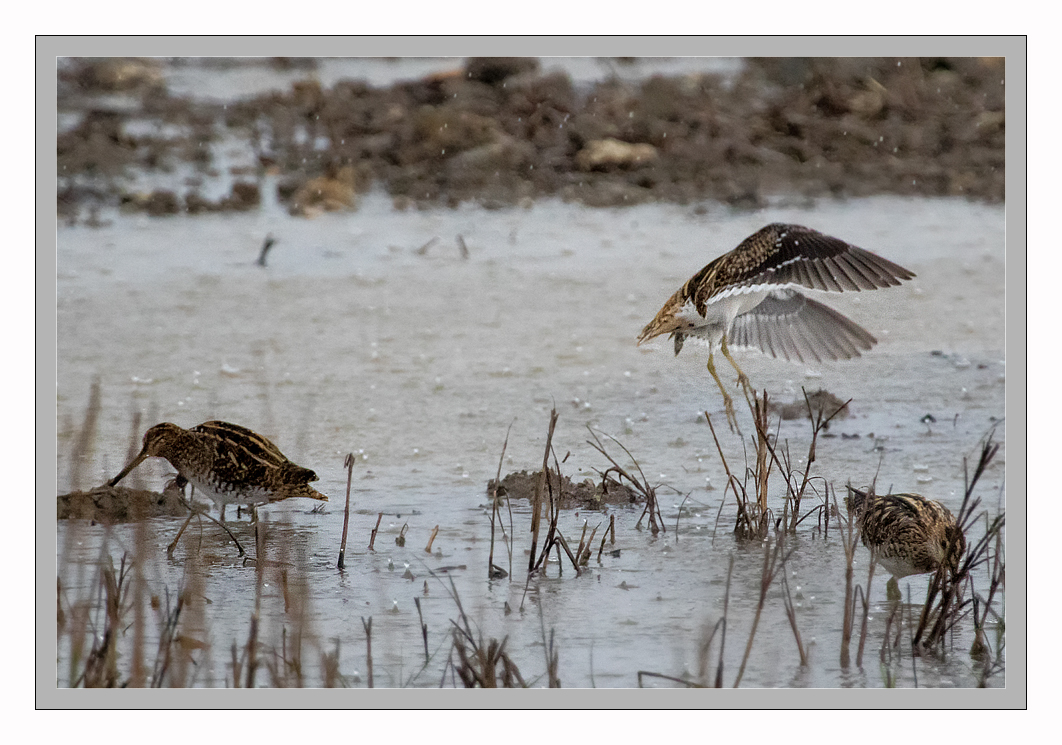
[57,484,187,522]
[487,469,642,509]
[57,56,1004,223]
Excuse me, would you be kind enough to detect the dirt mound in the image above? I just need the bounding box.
[488,469,641,509]
[57,485,188,523]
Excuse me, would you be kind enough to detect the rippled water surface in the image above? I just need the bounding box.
[55,192,1006,689]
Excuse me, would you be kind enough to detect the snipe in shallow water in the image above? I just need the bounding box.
[845,485,966,601]
[637,223,915,430]
[108,420,327,515]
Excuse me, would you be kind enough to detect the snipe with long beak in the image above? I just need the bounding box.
[108,420,327,514]
[637,223,915,430]
[845,485,966,601]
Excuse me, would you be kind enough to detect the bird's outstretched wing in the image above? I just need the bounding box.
[727,289,877,364]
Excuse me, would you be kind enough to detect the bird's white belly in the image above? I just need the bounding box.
[185,474,274,508]
[679,289,771,347]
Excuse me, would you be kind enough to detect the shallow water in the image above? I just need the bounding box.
[55,192,1005,688]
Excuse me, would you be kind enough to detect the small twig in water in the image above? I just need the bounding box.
[368,512,383,551]
[338,452,355,569]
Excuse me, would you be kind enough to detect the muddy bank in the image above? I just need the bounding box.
[488,469,642,509]
[56,56,1004,221]
[57,485,187,522]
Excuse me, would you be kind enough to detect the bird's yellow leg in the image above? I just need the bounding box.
[719,335,752,394]
[707,352,739,432]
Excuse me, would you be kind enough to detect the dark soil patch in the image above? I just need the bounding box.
[767,388,851,422]
[488,469,641,509]
[57,56,1005,222]
[57,485,188,523]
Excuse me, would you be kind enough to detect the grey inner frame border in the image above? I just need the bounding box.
[38,34,1026,710]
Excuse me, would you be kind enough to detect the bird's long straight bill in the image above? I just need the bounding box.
[107,449,149,487]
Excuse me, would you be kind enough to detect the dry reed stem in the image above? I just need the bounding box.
[577,526,594,564]
[638,671,707,688]
[443,574,526,688]
[489,420,515,579]
[835,483,858,669]
[538,601,561,688]
[425,525,440,553]
[856,559,877,668]
[414,597,430,662]
[151,586,185,688]
[338,452,355,569]
[752,391,771,518]
[69,377,102,492]
[362,617,374,688]
[705,412,753,538]
[368,512,383,551]
[585,426,663,534]
[551,530,582,575]
[733,537,793,687]
[779,563,807,666]
[596,515,616,561]
[321,639,343,688]
[529,409,559,573]
[716,554,734,688]
[578,523,600,566]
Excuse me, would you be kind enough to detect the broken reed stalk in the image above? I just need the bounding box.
[577,522,594,564]
[596,515,616,561]
[489,420,515,579]
[362,616,374,688]
[528,408,559,573]
[414,597,430,663]
[368,512,383,551]
[577,523,600,566]
[425,525,440,553]
[338,452,355,569]
[550,530,582,576]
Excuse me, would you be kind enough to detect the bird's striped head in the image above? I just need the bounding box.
[107,422,185,487]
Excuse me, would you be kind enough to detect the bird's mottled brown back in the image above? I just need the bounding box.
[192,420,318,486]
[848,487,965,576]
